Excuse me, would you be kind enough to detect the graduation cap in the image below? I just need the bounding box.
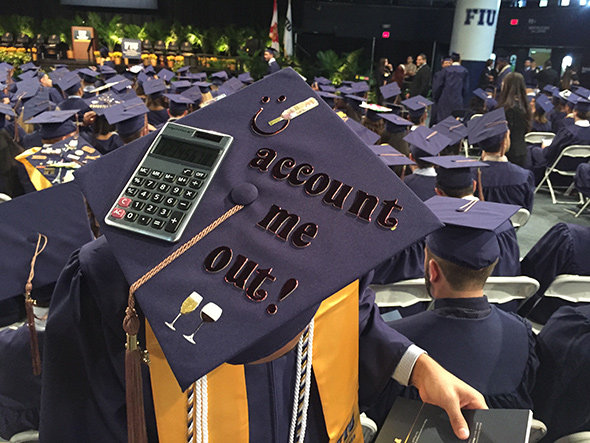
[238,72,254,84]
[143,65,156,76]
[14,79,41,101]
[78,68,100,84]
[143,78,167,98]
[18,70,39,81]
[165,93,194,114]
[424,196,520,270]
[381,112,412,134]
[99,65,118,78]
[423,155,488,190]
[336,85,354,95]
[211,71,229,83]
[118,88,138,102]
[74,68,442,390]
[56,73,82,95]
[338,112,381,144]
[20,62,38,73]
[189,72,208,82]
[181,85,203,104]
[176,66,190,75]
[48,68,69,84]
[467,107,508,151]
[573,87,590,101]
[351,81,370,94]
[0,103,16,125]
[0,182,94,308]
[84,91,124,116]
[316,90,338,107]
[0,62,14,70]
[263,47,277,55]
[472,88,497,110]
[380,82,402,101]
[318,84,336,93]
[136,71,150,86]
[431,116,468,146]
[15,136,101,188]
[401,95,433,118]
[360,102,391,121]
[404,125,451,158]
[155,68,174,83]
[313,76,331,85]
[535,94,553,114]
[103,97,149,137]
[543,85,559,96]
[575,96,590,113]
[171,80,192,92]
[368,144,415,167]
[22,93,56,121]
[217,77,246,97]
[111,77,134,93]
[27,109,78,140]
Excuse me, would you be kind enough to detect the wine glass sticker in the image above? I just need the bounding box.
[165,291,203,331]
[183,302,223,345]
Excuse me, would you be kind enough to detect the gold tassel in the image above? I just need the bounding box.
[24,286,41,376]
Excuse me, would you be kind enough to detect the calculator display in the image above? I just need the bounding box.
[152,137,219,168]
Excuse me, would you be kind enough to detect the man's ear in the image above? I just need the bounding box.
[427,258,442,284]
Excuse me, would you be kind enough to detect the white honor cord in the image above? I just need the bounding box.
[288,318,315,443]
[191,375,209,443]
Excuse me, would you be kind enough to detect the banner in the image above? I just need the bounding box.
[269,0,280,52]
[284,0,293,57]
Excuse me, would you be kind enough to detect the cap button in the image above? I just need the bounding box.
[230,183,258,205]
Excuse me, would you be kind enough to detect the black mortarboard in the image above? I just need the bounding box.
[467,107,508,150]
[424,196,519,270]
[27,110,78,140]
[431,117,468,146]
[380,82,402,100]
[423,155,488,190]
[369,144,415,167]
[404,125,451,158]
[103,97,149,137]
[74,68,442,390]
[0,183,94,304]
[402,95,433,118]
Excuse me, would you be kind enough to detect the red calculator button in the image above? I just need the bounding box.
[118,197,132,208]
[111,208,126,219]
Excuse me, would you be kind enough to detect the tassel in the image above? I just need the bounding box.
[24,285,41,376]
[477,168,485,201]
[123,306,148,443]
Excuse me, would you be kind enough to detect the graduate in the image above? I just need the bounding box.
[463,88,497,122]
[55,72,92,119]
[531,93,553,132]
[78,68,101,99]
[520,223,590,324]
[0,183,94,440]
[103,97,150,145]
[368,197,538,428]
[402,124,450,201]
[84,91,125,155]
[431,52,469,125]
[467,108,535,212]
[164,94,195,123]
[143,79,169,127]
[431,116,468,156]
[41,68,486,443]
[532,305,590,442]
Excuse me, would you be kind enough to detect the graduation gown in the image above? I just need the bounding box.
[495,66,512,91]
[520,223,590,323]
[531,119,551,133]
[542,121,590,168]
[402,171,436,202]
[576,162,590,196]
[147,109,169,127]
[41,236,413,443]
[493,221,520,278]
[549,110,567,133]
[93,133,124,156]
[431,65,469,124]
[479,160,535,212]
[371,239,425,285]
[268,60,280,75]
[522,68,537,89]
[531,305,590,442]
[367,296,538,428]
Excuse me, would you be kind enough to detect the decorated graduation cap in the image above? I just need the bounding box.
[380,82,402,101]
[401,95,433,118]
[27,109,78,140]
[423,155,488,190]
[432,116,468,146]
[467,107,508,151]
[404,125,451,159]
[472,88,497,110]
[360,102,391,121]
[104,97,149,137]
[78,68,100,84]
[238,72,254,84]
[56,73,82,95]
[535,94,554,114]
[84,90,124,116]
[165,93,194,115]
[424,196,519,270]
[143,78,167,98]
[368,144,415,167]
[157,68,175,83]
[73,68,442,393]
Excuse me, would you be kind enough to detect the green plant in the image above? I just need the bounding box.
[40,18,72,46]
[143,20,169,43]
[316,50,343,83]
[237,49,267,81]
[86,12,123,51]
[123,24,147,41]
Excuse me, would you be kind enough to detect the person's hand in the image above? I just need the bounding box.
[410,354,487,440]
[83,111,97,127]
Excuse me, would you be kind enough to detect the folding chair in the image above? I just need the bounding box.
[544,275,590,303]
[510,207,531,230]
[360,413,378,443]
[529,419,548,443]
[525,131,555,145]
[0,193,11,203]
[9,431,39,443]
[535,145,590,204]
[575,196,590,217]
[464,114,483,158]
[483,276,540,307]
[371,279,431,309]
[554,432,590,443]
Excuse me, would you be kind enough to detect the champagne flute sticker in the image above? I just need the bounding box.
[183,302,223,345]
[165,291,203,331]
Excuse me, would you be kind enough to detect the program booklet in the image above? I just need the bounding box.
[375,398,532,443]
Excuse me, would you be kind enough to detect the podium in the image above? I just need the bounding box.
[71,27,97,61]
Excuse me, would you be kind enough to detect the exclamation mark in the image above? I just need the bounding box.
[266,278,299,315]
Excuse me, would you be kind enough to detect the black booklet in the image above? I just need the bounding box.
[375,398,532,443]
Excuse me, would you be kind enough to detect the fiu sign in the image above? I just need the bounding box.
[464,8,497,26]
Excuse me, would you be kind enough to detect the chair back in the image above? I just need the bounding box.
[484,276,540,305]
[554,432,590,443]
[371,279,431,308]
[510,207,531,229]
[525,131,555,145]
[545,274,590,303]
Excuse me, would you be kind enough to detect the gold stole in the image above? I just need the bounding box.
[145,280,362,443]
[15,148,52,191]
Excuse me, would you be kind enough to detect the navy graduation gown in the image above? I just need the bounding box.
[21,131,43,149]
[522,68,537,89]
[549,110,567,133]
[371,239,425,285]
[520,223,590,323]
[493,221,520,278]
[543,122,590,168]
[479,161,535,212]
[402,172,436,202]
[92,133,124,156]
[268,60,280,75]
[532,305,590,442]
[431,65,469,124]
[147,108,169,127]
[0,326,43,440]
[576,162,590,196]
[367,296,537,427]
[531,119,551,133]
[41,237,413,442]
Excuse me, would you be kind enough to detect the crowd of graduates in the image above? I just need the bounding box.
[0,51,589,443]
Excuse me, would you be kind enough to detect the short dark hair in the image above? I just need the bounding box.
[418,53,427,62]
[575,109,590,120]
[426,246,497,292]
[435,183,474,199]
[121,128,144,145]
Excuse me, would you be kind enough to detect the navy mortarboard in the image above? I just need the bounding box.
[336,85,354,95]
[339,112,381,144]
[78,68,100,84]
[157,68,175,83]
[573,87,590,101]
[368,144,415,167]
[316,90,338,107]
[217,77,246,97]
[543,85,559,96]
[171,80,192,93]
[74,68,441,394]
[422,155,488,191]
[20,62,38,73]
[576,96,590,113]
[143,65,156,76]
[238,72,254,85]
[176,66,190,75]
[472,88,497,110]
[18,70,39,81]
[165,93,194,116]
[401,95,433,118]
[104,97,149,137]
[535,94,553,114]
[318,84,336,93]
[360,102,391,121]
[424,196,520,270]
[381,112,412,134]
[137,71,150,86]
[380,82,402,101]
[404,125,451,158]
[211,71,229,86]
[99,65,117,79]
[22,93,56,122]
[351,81,370,94]
[0,103,16,129]
[56,73,82,96]
[14,79,41,101]
[143,79,167,98]
[313,76,331,85]
[181,85,203,104]
[48,68,69,84]
[26,109,78,141]
[431,116,468,146]
[84,91,124,116]
[467,107,508,150]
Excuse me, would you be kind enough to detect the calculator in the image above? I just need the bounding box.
[104,122,234,242]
